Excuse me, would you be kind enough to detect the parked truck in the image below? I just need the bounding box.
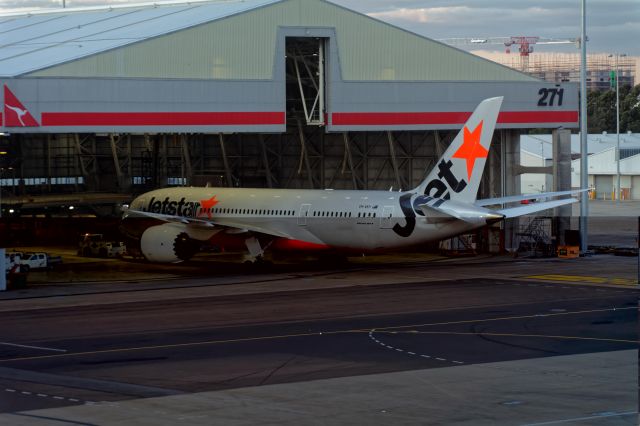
[20,253,63,272]
[78,234,126,258]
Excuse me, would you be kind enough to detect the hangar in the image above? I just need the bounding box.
[0,0,578,248]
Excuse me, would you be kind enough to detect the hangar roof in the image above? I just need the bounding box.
[0,0,537,82]
[0,0,280,77]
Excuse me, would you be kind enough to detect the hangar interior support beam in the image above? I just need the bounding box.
[386,131,408,191]
[218,133,234,188]
[286,37,326,126]
[294,119,318,189]
[258,135,274,189]
[109,133,133,192]
[180,135,193,185]
[74,134,98,191]
[341,133,362,190]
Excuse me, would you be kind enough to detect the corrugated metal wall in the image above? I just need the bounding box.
[28,0,535,82]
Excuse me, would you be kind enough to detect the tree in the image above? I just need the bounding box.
[587,84,640,134]
[620,84,640,133]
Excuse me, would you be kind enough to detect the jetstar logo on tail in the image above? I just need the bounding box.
[392,121,486,238]
[452,121,486,180]
[4,85,39,127]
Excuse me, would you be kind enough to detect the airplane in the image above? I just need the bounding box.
[121,97,583,263]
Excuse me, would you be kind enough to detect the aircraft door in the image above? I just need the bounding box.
[380,206,394,229]
[298,203,311,226]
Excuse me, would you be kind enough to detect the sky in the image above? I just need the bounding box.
[0,0,638,55]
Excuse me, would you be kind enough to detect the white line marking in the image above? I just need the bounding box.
[36,393,48,397]
[21,391,31,395]
[0,342,66,353]
[5,389,16,393]
[68,398,80,402]
[368,328,463,364]
[521,410,637,425]
[52,396,64,400]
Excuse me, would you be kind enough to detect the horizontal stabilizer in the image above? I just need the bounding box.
[416,203,461,223]
[496,198,577,218]
[417,200,504,224]
[476,189,588,207]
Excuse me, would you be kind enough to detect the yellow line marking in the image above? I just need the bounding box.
[376,331,638,344]
[525,274,638,286]
[0,307,633,363]
[371,307,636,331]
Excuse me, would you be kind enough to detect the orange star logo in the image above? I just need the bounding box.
[199,195,219,219]
[452,120,487,180]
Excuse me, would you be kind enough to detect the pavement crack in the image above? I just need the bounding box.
[259,355,297,386]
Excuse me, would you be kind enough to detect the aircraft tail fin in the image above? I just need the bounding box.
[413,97,503,203]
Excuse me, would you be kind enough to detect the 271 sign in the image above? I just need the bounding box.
[538,88,564,106]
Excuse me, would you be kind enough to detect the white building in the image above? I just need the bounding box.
[520,133,640,200]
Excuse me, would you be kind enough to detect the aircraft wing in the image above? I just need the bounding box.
[495,198,578,218]
[475,189,587,207]
[125,208,295,239]
[125,208,214,226]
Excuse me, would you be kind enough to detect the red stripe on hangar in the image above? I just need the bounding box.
[41,111,286,126]
[331,111,579,125]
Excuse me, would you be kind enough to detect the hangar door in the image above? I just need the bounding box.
[594,175,613,200]
[632,176,640,200]
[286,37,327,126]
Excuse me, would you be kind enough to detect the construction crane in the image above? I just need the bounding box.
[438,36,578,72]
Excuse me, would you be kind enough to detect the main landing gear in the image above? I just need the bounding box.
[242,236,272,266]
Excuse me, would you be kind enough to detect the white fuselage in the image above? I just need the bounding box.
[129,186,485,251]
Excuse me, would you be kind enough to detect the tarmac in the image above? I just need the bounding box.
[3,350,635,426]
[571,199,639,247]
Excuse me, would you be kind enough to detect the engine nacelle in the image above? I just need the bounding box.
[140,223,202,263]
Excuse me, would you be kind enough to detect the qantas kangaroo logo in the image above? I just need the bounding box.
[393,121,486,238]
[3,85,39,127]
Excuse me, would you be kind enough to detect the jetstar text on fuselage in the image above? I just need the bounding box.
[145,197,203,218]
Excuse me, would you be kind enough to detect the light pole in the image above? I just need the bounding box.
[579,0,588,253]
[609,53,627,203]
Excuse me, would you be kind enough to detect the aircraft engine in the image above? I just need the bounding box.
[140,223,202,263]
